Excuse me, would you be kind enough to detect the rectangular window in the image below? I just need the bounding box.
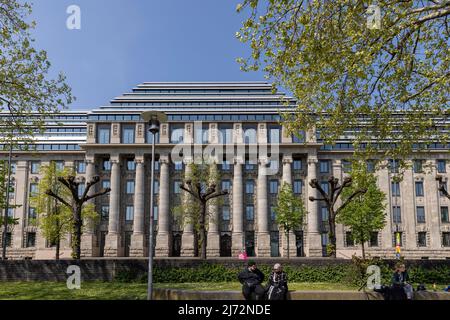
[153,206,158,220]
[30,183,38,196]
[345,232,354,247]
[418,232,427,247]
[102,180,110,190]
[269,180,279,194]
[243,125,257,144]
[245,161,255,171]
[441,207,449,223]
[2,232,12,247]
[321,206,328,222]
[126,180,135,194]
[437,160,446,173]
[246,206,254,220]
[292,130,305,143]
[342,160,352,173]
[268,125,281,144]
[170,124,184,144]
[369,232,379,247]
[26,232,36,247]
[98,127,111,144]
[415,181,424,197]
[153,180,159,194]
[101,206,109,220]
[125,206,134,221]
[28,207,37,220]
[122,126,135,144]
[11,162,16,174]
[78,184,85,197]
[103,160,111,171]
[174,181,182,194]
[269,160,279,173]
[270,206,276,221]
[416,206,426,223]
[222,161,231,171]
[293,160,302,171]
[76,161,86,174]
[30,161,40,174]
[174,161,183,171]
[393,206,402,223]
[222,206,230,221]
[391,182,400,197]
[413,160,423,173]
[442,232,450,247]
[367,160,375,173]
[245,180,254,194]
[319,160,329,173]
[389,159,399,173]
[222,180,231,192]
[55,161,64,171]
[294,180,303,194]
[7,208,14,218]
[194,125,209,144]
[127,159,136,171]
[154,161,160,171]
[320,181,329,194]
[219,124,233,144]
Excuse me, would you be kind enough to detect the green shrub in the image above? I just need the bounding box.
[113,261,450,285]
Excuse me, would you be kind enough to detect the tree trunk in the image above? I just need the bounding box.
[361,241,366,260]
[286,230,290,259]
[328,212,337,258]
[72,204,83,260]
[56,236,60,260]
[200,203,207,260]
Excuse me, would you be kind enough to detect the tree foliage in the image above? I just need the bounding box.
[275,182,306,258]
[237,0,449,167]
[0,0,73,143]
[337,161,387,259]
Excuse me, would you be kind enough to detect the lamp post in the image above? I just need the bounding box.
[142,111,167,300]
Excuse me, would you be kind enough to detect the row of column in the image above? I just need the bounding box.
[97,154,323,257]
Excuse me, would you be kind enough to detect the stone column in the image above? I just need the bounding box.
[81,157,99,257]
[104,156,122,256]
[130,156,146,256]
[256,157,270,257]
[307,155,322,257]
[155,156,170,257]
[377,161,393,252]
[403,162,416,253]
[232,157,244,256]
[425,160,441,250]
[181,159,196,256]
[12,161,28,251]
[207,163,220,257]
[280,155,296,257]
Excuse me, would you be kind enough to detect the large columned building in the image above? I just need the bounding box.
[1,82,450,259]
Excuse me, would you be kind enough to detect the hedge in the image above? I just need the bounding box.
[114,262,450,286]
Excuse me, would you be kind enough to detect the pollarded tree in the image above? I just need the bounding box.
[309,177,367,257]
[178,161,229,260]
[237,1,449,169]
[44,174,110,260]
[337,162,387,260]
[30,162,73,260]
[274,182,306,259]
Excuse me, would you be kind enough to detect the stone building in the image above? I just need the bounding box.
[1,82,449,259]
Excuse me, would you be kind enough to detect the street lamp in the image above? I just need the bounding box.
[142,111,167,300]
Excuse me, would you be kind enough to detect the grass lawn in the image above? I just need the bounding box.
[0,281,360,300]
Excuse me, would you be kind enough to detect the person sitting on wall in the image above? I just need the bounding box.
[391,263,414,300]
[266,263,288,300]
[238,260,265,300]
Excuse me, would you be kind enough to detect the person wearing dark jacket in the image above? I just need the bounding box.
[391,263,413,300]
[266,263,288,300]
[238,260,265,300]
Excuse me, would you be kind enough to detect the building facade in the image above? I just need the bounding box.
[1,82,450,259]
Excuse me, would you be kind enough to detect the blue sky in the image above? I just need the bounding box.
[30,0,266,110]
